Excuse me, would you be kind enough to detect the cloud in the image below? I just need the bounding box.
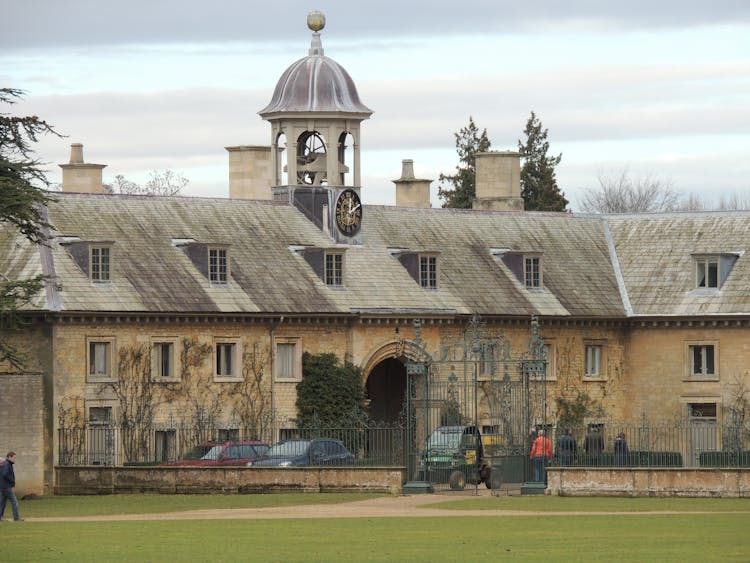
[5,1,750,50]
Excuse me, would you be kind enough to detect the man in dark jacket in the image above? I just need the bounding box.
[0,451,22,522]
[555,428,577,466]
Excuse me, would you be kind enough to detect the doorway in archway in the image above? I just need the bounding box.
[366,357,406,422]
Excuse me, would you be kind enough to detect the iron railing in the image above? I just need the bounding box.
[57,418,406,467]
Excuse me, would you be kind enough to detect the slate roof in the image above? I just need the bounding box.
[605,212,750,316]
[3,193,749,319]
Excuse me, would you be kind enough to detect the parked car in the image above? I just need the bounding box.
[165,441,269,466]
[248,438,355,467]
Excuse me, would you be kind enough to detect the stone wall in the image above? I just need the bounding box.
[547,467,750,498]
[55,466,406,495]
[0,373,46,496]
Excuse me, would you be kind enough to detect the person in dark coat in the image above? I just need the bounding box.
[614,432,630,466]
[0,451,22,522]
[583,426,604,466]
[555,428,577,466]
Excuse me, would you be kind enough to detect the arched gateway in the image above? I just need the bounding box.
[362,339,430,423]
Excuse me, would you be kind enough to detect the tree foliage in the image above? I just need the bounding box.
[518,111,568,212]
[1,88,61,243]
[105,169,188,196]
[555,391,594,437]
[579,169,679,214]
[1,88,62,369]
[296,352,367,427]
[438,116,491,208]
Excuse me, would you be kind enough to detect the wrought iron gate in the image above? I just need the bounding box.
[405,316,547,491]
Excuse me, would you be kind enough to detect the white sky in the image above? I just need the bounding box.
[3,1,750,210]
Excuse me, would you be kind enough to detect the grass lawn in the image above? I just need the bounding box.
[3,494,749,562]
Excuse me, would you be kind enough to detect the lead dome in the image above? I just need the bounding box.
[259,15,372,117]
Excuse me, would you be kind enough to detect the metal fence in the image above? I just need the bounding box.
[57,416,750,478]
[57,418,406,467]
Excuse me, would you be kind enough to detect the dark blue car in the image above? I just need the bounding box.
[248,438,354,467]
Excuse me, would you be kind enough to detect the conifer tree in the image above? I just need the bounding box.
[438,116,491,208]
[1,88,62,368]
[518,111,568,212]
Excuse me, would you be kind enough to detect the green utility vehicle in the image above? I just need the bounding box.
[419,425,499,490]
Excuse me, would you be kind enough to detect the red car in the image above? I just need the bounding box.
[166,441,269,466]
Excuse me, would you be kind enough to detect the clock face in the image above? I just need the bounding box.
[335,189,362,236]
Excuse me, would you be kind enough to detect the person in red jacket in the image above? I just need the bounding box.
[530,429,552,484]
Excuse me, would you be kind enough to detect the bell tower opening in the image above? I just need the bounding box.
[366,357,407,423]
[296,131,327,185]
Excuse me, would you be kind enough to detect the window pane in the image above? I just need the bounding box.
[89,406,112,422]
[705,346,715,374]
[155,342,173,377]
[89,342,110,376]
[691,345,715,376]
[707,261,718,288]
[216,343,235,376]
[277,343,295,378]
[525,257,540,288]
[585,346,601,376]
[325,253,342,286]
[420,256,437,288]
[696,261,706,287]
[91,247,110,282]
[209,249,228,283]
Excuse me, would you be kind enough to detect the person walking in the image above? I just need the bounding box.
[530,429,552,484]
[0,451,23,522]
[555,428,577,467]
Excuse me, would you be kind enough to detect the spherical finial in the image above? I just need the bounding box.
[307,11,326,32]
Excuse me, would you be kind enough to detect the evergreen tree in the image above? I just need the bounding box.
[518,111,568,212]
[438,116,491,208]
[296,352,367,427]
[1,88,62,368]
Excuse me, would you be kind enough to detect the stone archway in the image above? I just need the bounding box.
[366,357,407,423]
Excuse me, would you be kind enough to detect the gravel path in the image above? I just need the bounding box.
[28,489,741,522]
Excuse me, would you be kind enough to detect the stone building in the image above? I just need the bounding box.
[2,13,750,494]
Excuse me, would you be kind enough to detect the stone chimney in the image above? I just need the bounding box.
[393,159,431,208]
[59,143,106,193]
[226,145,273,199]
[472,151,524,211]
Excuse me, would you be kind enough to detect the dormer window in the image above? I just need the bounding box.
[419,255,437,289]
[692,253,739,290]
[325,252,343,286]
[294,246,346,287]
[390,248,439,289]
[91,245,111,282]
[61,239,114,283]
[491,249,543,290]
[176,241,230,285]
[209,247,228,284]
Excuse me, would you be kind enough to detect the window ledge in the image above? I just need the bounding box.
[214,375,242,383]
[153,377,181,384]
[583,375,607,381]
[683,376,720,382]
[87,377,116,384]
[275,377,302,383]
[689,288,720,295]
